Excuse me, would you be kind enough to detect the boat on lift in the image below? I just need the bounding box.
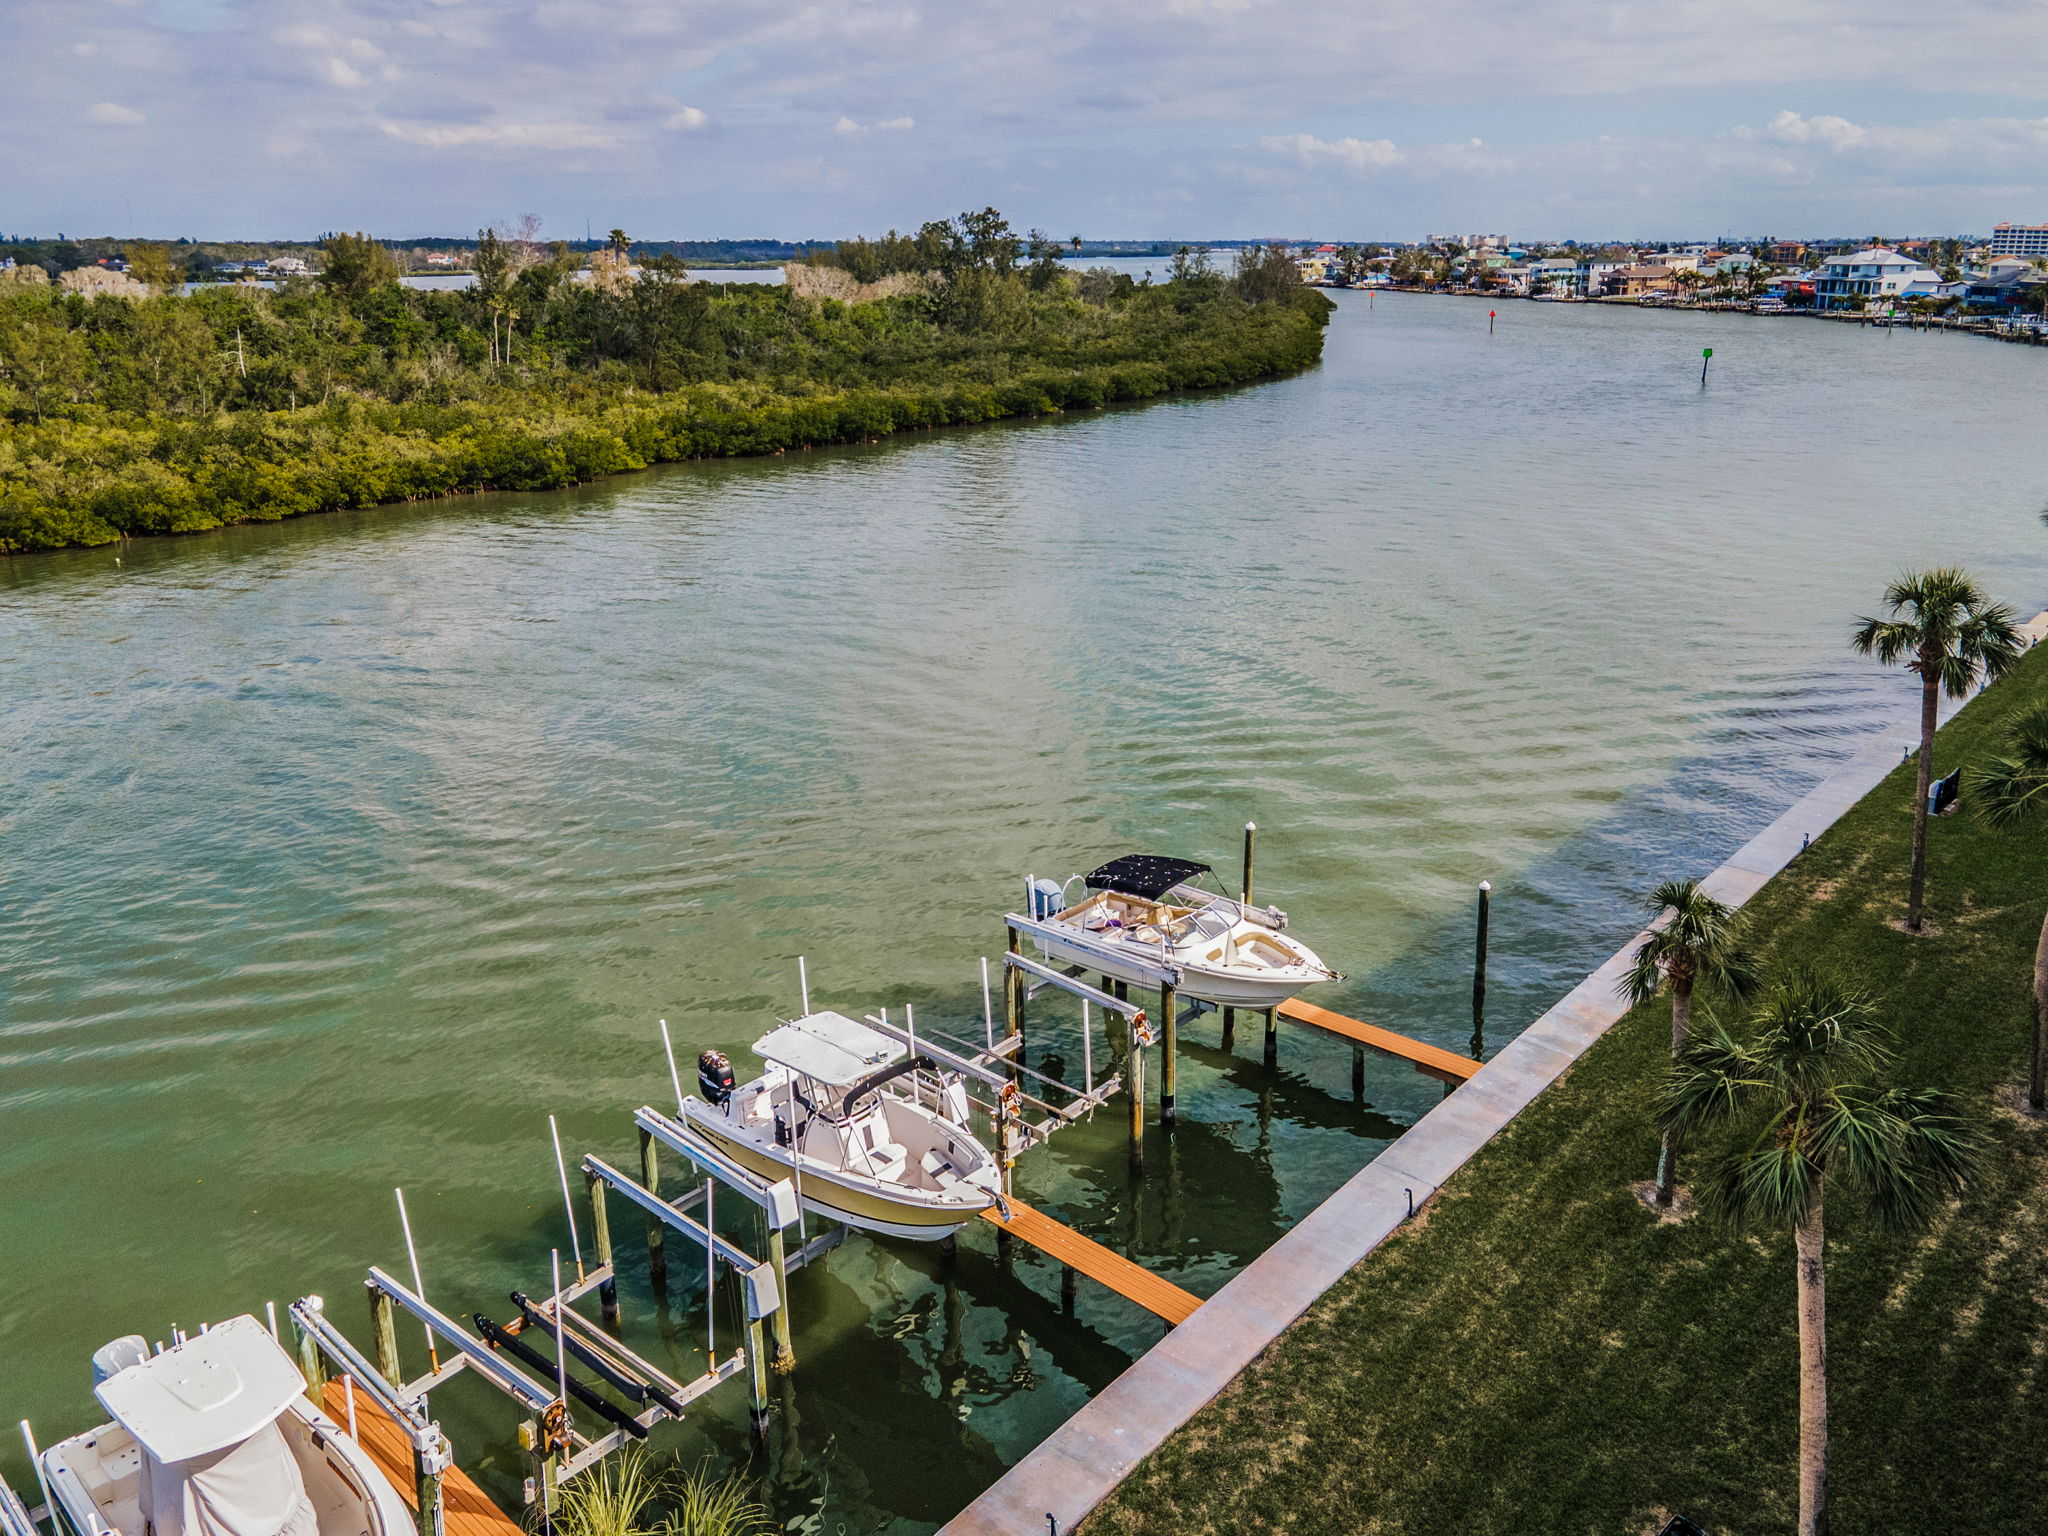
[1015,853,1342,1009]
[680,1010,1002,1241]
[37,1314,415,1536]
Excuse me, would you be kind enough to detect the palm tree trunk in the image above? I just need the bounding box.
[1907,666,1937,931]
[1795,1188,1828,1536]
[1654,978,1694,1208]
[2032,906,2048,1112]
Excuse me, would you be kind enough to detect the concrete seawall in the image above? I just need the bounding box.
[942,685,1973,1536]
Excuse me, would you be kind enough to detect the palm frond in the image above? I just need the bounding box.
[1851,616,1920,667]
[1969,702,2048,828]
[1699,1138,1823,1234]
[1835,1087,1981,1230]
[1660,1020,1768,1134]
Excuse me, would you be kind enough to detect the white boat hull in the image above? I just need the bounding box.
[681,1093,996,1242]
[1023,889,1340,1009]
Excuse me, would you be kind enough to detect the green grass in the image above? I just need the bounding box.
[1088,648,2048,1536]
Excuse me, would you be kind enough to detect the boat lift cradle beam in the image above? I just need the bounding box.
[629,1108,850,1274]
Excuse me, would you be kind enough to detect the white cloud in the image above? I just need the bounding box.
[1763,110,1870,149]
[664,105,709,131]
[375,117,630,151]
[85,101,144,126]
[833,114,914,135]
[72,41,95,56]
[1261,132,1399,170]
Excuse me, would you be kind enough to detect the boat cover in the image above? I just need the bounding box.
[1083,855,1212,901]
[755,1011,905,1086]
[139,1420,318,1536]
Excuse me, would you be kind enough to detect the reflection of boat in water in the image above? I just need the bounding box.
[681,1010,1002,1241]
[39,1315,415,1536]
[1020,854,1341,1009]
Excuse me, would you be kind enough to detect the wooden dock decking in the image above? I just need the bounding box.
[320,1380,524,1536]
[980,1198,1201,1326]
[1274,998,1481,1084]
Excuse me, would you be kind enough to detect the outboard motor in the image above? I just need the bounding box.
[91,1334,148,1386]
[697,1049,736,1110]
[1030,877,1065,920]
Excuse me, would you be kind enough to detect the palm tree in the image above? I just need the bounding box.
[1969,700,2048,1108]
[1663,970,1977,1536]
[607,228,630,256]
[1852,569,2023,931]
[1622,878,1756,1207]
[1070,234,1082,255]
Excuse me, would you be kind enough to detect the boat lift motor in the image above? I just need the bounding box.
[697,1050,736,1109]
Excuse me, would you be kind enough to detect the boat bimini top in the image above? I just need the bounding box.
[753,1011,905,1086]
[1083,855,1214,902]
[95,1316,306,1463]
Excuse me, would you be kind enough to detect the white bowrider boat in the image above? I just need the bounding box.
[1018,853,1341,1009]
[681,1011,1002,1241]
[38,1315,415,1536]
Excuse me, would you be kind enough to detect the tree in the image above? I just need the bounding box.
[1070,234,1082,255]
[1663,970,1977,1536]
[318,232,399,302]
[1621,878,1756,1207]
[607,228,631,256]
[1852,570,2023,931]
[126,242,182,295]
[1968,699,2048,1108]
[1232,243,1302,306]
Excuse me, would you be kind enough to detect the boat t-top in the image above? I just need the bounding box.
[1017,853,1341,1009]
[681,1010,1002,1242]
[37,1314,415,1536]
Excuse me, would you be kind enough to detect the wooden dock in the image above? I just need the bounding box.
[321,1380,524,1536]
[1275,998,1480,1084]
[979,1198,1201,1326]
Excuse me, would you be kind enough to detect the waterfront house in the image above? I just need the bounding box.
[1604,264,1678,298]
[1811,247,1943,308]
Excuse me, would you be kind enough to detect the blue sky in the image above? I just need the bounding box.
[7,0,2048,241]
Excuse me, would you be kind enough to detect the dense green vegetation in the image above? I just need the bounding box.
[1088,644,2048,1536]
[0,212,1330,553]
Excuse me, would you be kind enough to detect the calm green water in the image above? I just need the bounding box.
[5,294,2048,1531]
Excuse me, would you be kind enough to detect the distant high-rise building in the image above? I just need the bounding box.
[1990,223,2048,257]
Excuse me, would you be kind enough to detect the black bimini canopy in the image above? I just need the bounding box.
[1084,854,1212,902]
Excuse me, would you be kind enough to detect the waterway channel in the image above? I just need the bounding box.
[4,291,2048,1532]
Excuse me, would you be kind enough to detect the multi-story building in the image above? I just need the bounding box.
[1811,247,1944,308]
[1990,223,2048,258]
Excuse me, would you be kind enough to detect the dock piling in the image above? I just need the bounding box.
[765,1225,796,1373]
[1241,821,1256,904]
[1159,981,1178,1127]
[1127,1043,1145,1170]
[637,1128,667,1290]
[369,1288,402,1387]
[293,1302,329,1405]
[746,1320,771,1443]
[1220,1006,1236,1052]
[1262,1008,1278,1069]
[1352,1043,1366,1100]
[585,1172,619,1327]
[1472,880,1491,1033]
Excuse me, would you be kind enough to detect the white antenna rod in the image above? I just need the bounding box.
[981,957,994,1047]
[798,956,810,1016]
[343,1374,358,1442]
[394,1188,439,1369]
[265,1300,279,1341]
[21,1420,57,1532]
[549,1115,585,1283]
[660,1019,685,1114]
[551,1250,569,1429]
[906,1005,918,1107]
[1082,999,1094,1094]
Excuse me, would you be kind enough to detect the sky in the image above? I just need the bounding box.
[6,0,2048,243]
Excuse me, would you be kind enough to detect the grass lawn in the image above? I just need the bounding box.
[1086,647,2048,1536]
